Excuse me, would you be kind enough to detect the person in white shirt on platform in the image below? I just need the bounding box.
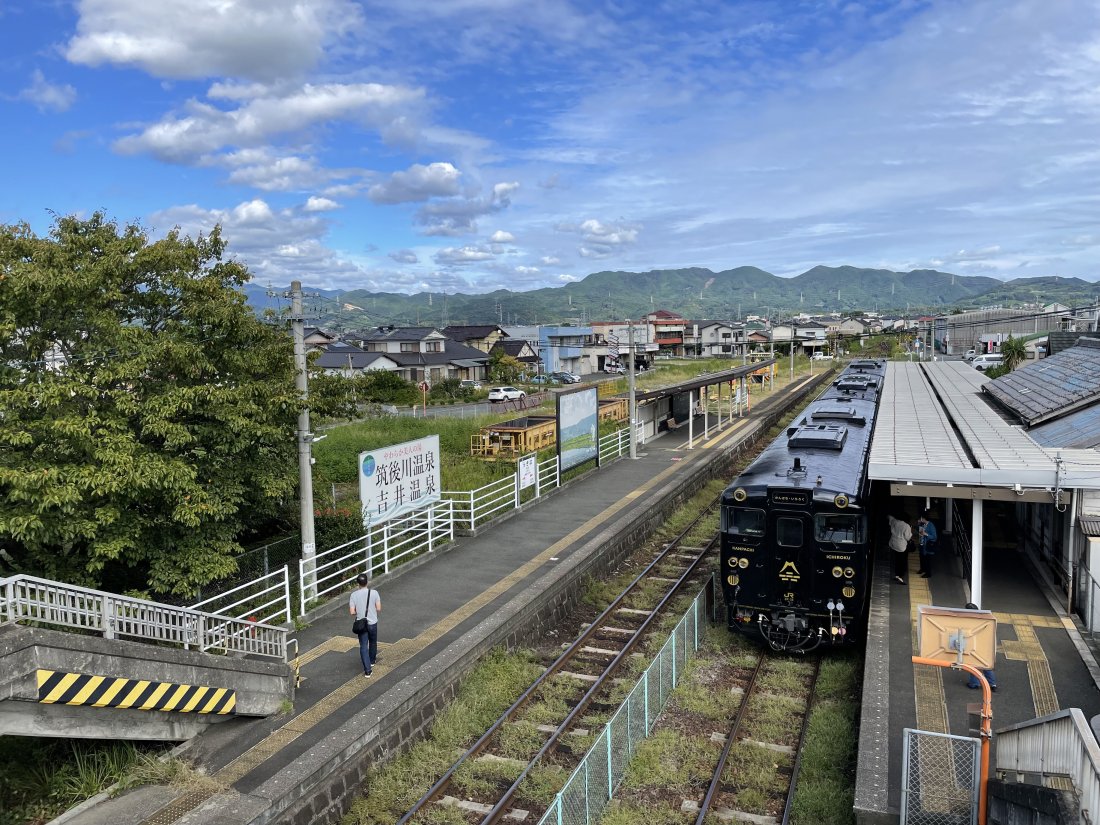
[349,573,381,677]
[888,509,913,585]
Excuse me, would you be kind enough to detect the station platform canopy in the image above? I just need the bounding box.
[632,359,777,404]
[869,361,1100,497]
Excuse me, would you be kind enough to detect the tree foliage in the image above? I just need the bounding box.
[1000,335,1027,371]
[0,213,300,596]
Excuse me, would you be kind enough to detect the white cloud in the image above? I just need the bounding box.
[18,69,76,113]
[415,180,519,236]
[540,255,561,265]
[115,82,424,162]
[367,162,462,204]
[557,218,640,258]
[389,249,419,263]
[490,230,515,243]
[65,0,363,81]
[149,198,366,286]
[304,196,340,212]
[433,246,495,265]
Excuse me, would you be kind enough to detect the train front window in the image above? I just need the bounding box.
[814,514,864,544]
[727,508,765,538]
[777,517,803,548]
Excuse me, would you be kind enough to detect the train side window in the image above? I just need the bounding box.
[814,514,865,544]
[726,508,765,537]
[776,517,803,548]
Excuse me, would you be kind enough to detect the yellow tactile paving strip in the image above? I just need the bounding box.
[143,411,757,825]
[1001,621,1060,718]
[908,555,950,735]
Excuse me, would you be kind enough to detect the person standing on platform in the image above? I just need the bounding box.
[917,511,938,578]
[964,602,998,691]
[888,510,913,585]
[349,573,381,677]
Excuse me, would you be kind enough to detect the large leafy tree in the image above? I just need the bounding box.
[0,213,301,596]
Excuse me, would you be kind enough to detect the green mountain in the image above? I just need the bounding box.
[251,266,1096,329]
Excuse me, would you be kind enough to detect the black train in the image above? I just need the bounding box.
[720,359,886,652]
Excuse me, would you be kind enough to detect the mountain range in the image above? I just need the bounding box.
[242,266,1100,330]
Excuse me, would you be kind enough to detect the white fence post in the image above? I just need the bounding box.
[384,522,391,574]
[282,565,292,624]
[428,505,435,554]
[515,467,521,509]
[469,490,476,531]
[102,595,114,640]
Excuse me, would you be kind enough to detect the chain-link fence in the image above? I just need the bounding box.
[537,579,710,825]
[901,729,980,825]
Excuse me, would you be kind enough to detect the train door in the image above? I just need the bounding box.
[767,509,813,609]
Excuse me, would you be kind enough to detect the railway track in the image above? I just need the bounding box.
[396,498,723,825]
[692,654,822,825]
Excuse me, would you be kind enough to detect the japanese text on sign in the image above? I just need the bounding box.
[358,434,441,525]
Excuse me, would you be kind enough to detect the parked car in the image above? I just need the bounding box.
[551,371,581,384]
[459,379,482,390]
[488,386,527,402]
[810,353,833,361]
[964,349,977,361]
[971,353,1003,372]
[527,374,559,384]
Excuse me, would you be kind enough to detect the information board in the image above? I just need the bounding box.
[358,434,441,525]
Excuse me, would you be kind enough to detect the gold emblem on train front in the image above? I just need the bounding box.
[843,586,856,598]
[831,566,843,578]
[778,561,800,582]
[727,574,740,586]
[738,558,749,569]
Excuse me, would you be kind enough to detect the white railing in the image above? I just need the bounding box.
[0,574,288,660]
[190,565,292,628]
[995,708,1100,822]
[299,499,455,615]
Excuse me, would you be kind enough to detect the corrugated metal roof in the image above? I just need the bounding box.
[1079,516,1100,537]
[1030,404,1100,449]
[982,338,1100,425]
[633,360,777,403]
[870,361,1100,490]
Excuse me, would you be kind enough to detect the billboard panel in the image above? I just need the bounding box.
[557,386,599,472]
[358,434,441,525]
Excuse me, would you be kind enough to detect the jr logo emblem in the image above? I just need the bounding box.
[778,561,800,582]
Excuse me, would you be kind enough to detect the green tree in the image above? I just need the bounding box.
[488,349,524,383]
[1000,335,1027,371]
[0,213,301,596]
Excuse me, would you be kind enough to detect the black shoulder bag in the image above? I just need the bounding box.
[352,590,371,635]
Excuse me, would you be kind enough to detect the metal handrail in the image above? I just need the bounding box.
[0,573,288,660]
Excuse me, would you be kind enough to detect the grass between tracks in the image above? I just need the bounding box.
[598,626,862,825]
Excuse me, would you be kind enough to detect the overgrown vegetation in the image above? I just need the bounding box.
[0,737,192,825]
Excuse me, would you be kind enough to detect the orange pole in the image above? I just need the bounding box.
[912,656,991,825]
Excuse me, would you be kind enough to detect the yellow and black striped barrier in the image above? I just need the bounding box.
[36,670,236,715]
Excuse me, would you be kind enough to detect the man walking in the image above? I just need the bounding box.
[349,573,381,677]
[888,509,912,585]
[917,511,938,578]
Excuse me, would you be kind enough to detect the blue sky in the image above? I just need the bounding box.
[2,0,1099,294]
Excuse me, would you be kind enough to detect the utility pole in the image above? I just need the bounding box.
[628,322,637,460]
[290,281,318,601]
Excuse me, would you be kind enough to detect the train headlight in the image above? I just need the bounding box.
[727,556,739,568]
[844,567,855,579]
[831,566,844,578]
[834,494,849,509]
[733,487,747,502]
[738,557,749,569]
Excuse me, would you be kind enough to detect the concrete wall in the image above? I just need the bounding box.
[988,778,1078,825]
[0,624,293,740]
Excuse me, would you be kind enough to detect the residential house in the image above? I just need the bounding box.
[354,326,490,385]
[686,320,743,358]
[312,341,399,377]
[441,325,509,354]
[489,338,541,375]
[647,309,688,358]
[303,327,339,352]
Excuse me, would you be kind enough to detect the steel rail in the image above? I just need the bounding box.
[481,535,717,824]
[694,655,767,825]
[396,499,722,825]
[781,657,823,825]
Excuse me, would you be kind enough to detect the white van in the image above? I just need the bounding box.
[971,353,1003,372]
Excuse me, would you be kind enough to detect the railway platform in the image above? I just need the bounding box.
[856,505,1100,824]
[61,372,825,825]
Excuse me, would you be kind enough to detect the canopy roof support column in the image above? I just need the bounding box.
[972,499,984,608]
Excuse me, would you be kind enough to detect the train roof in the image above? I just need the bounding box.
[727,361,885,505]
